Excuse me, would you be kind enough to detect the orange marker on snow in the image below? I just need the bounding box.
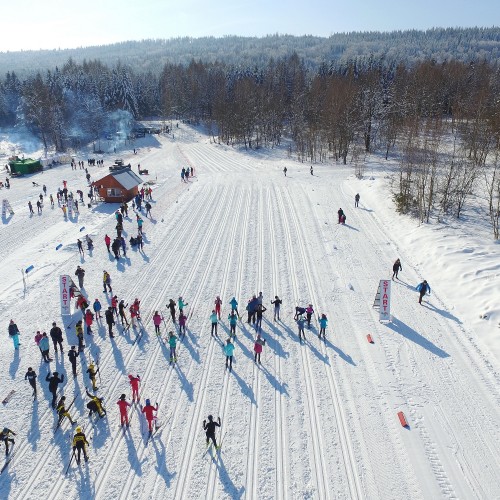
[397,411,408,427]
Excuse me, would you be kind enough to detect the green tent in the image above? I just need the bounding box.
[9,158,42,175]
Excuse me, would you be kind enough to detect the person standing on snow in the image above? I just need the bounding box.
[214,296,222,320]
[297,315,306,342]
[76,238,85,257]
[224,338,235,372]
[119,300,129,327]
[203,415,221,448]
[416,280,431,305]
[229,297,240,318]
[49,321,64,352]
[355,193,360,207]
[84,310,94,335]
[210,310,218,337]
[56,396,77,426]
[72,427,89,464]
[39,332,52,362]
[167,299,176,322]
[105,307,115,338]
[68,346,79,377]
[25,367,38,399]
[337,208,344,224]
[129,374,141,403]
[102,271,112,293]
[141,399,158,434]
[75,265,85,288]
[271,296,282,321]
[305,304,315,328]
[93,298,102,320]
[153,311,163,335]
[392,258,402,280]
[117,394,132,427]
[178,312,187,337]
[253,334,266,364]
[111,295,119,318]
[255,303,267,332]
[75,320,84,353]
[318,314,328,339]
[227,311,237,337]
[87,362,99,391]
[8,319,20,350]
[168,331,178,364]
[46,371,64,408]
[104,234,111,253]
[178,297,187,315]
[283,167,287,177]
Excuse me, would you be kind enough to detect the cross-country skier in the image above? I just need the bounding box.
[39,332,52,362]
[224,339,235,372]
[102,271,112,293]
[118,300,129,326]
[129,374,141,403]
[34,331,43,356]
[167,299,176,322]
[229,297,239,317]
[75,321,84,353]
[153,311,163,335]
[310,165,314,175]
[93,298,102,320]
[283,166,287,176]
[246,296,258,324]
[227,311,237,337]
[416,280,431,305]
[141,400,158,434]
[168,331,178,364]
[86,389,106,418]
[271,296,282,321]
[46,371,64,408]
[76,294,89,314]
[214,296,222,319]
[355,193,360,207]
[254,334,266,364]
[297,315,306,341]
[84,310,94,335]
[392,258,402,280]
[203,415,221,448]
[178,312,187,336]
[117,394,131,427]
[104,234,111,253]
[337,208,344,224]
[178,297,187,315]
[86,363,99,391]
[8,319,20,350]
[105,307,115,338]
[72,427,89,464]
[294,306,306,320]
[68,346,79,377]
[210,310,218,337]
[255,303,267,332]
[75,265,85,287]
[130,302,139,328]
[318,314,328,339]
[0,428,16,455]
[56,396,77,426]
[305,304,315,328]
[111,295,119,318]
[25,367,37,398]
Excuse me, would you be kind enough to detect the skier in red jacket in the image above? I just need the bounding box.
[117,394,132,427]
[141,399,158,433]
[129,374,140,402]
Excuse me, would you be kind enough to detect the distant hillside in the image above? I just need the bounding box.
[1,27,499,76]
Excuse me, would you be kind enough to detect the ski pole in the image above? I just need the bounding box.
[65,449,76,475]
[96,357,102,385]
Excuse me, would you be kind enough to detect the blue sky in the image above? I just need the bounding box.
[3,0,498,51]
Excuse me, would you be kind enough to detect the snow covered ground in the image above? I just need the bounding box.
[0,124,499,499]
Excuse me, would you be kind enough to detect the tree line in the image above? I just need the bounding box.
[0,54,499,237]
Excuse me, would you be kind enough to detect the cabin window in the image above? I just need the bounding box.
[106,188,122,197]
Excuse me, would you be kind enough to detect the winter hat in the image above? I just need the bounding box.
[3,428,8,433]
[9,319,14,324]
[208,415,213,421]
[120,394,126,400]
[53,372,59,376]
[145,399,151,405]
[28,367,33,371]
[128,374,133,379]
[76,427,82,432]
[52,322,56,326]
[71,346,76,350]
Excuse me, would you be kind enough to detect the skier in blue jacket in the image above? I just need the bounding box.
[229,297,239,317]
[318,314,328,339]
[416,280,431,305]
[224,339,235,371]
[227,311,238,337]
[210,311,218,337]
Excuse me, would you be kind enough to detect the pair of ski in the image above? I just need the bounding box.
[201,431,227,459]
[54,394,78,432]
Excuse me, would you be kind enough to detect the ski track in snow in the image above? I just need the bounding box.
[1,126,499,500]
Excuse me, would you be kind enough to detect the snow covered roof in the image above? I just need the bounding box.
[108,168,142,189]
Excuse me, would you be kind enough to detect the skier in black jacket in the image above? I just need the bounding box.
[0,428,16,455]
[392,259,402,280]
[203,415,221,448]
[25,367,37,398]
[68,346,79,377]
[49,322,64,353]
[105,307,115,338]
[75,266,85,288]
[46,371,64,408]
